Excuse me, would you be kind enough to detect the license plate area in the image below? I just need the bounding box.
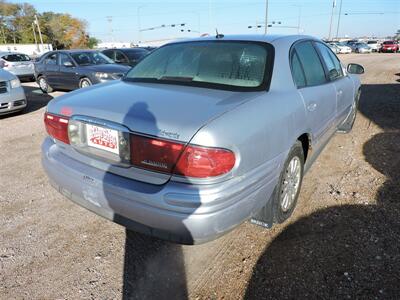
[86,124,120,154]
[68,117,131,166]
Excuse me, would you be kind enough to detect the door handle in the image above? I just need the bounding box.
[337,90,343,96]
[307,102,317,112]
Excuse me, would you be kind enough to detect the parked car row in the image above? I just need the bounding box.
[326,40,400,54]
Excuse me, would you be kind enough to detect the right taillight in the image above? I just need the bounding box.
[44,112,70,144]
[174,145,235,178]
[130,134,235,178]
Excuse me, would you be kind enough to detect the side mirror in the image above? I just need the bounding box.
[347,63,364,75]
[63,61,74,67]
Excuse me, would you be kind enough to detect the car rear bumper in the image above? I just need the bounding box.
[42,137,281,244]
[0,86,27,115]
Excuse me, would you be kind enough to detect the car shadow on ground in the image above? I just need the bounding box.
[122,231,188,300]
[100,102,195,300]
[244,82,400,299]
[23,85,53,114]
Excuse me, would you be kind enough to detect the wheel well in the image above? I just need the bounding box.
[297,133,310,162]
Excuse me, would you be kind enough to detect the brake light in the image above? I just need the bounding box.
[130,134,235,178]
[44,112,70,144]
[174,145,235,178]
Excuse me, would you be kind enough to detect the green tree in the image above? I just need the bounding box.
[0,0,97,48]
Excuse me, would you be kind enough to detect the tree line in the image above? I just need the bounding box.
[0,0,99,49]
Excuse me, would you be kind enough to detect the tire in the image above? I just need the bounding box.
[38,76,53,93]
[272,141,305,223]
[337,90,361,133]
[79,77,92,88]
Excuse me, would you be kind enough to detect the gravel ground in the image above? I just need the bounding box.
[1,53,399,299]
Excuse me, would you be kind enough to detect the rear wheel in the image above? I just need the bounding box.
[272,141,304,223]
[38,76,53,93]
[79,77,92,88]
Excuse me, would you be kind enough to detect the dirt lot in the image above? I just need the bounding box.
[1,53,399,299]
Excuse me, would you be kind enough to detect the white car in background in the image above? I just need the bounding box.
[332,42,352,54]
[0,68,27,115]
[0,51,35,81]
[366,40,381,52]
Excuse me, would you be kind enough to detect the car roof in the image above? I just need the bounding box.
[0,51,28,56]
[56,49,100,54]
[167,34,319,47]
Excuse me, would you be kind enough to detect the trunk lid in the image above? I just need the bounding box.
[47,80,260,184]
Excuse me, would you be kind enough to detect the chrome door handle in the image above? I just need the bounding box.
[337,90,343,96]
[307,103,317,112]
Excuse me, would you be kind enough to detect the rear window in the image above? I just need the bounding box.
[2,54,31,62]
[124,49,149,60]
[383,41,394,44]
[124,41,273,91]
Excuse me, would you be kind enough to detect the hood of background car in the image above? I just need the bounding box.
[47,80,261,142]
[81,64,130,73]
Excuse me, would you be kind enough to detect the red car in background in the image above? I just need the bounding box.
[379,41,399,53]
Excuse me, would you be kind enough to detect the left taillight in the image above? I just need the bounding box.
[44,112,70,144]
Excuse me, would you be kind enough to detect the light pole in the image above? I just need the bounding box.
[137,5,146,43]
[335,0,343,39]
[264,0,269,34]
[328,0,336,40]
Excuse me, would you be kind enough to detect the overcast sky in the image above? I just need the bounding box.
[14,0,400,42]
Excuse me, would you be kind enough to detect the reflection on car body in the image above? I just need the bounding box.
[42,35,364,244]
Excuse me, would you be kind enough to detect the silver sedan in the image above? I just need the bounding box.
[0,69,27,115]
[0,51,35,81]
[42,35,364,244]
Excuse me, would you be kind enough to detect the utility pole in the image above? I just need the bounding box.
[32,22,38,51]
[297,6,302,34]
[264,0,269,34]
[335,0,343,39]
[106,16,114,43]
[34,15,44,49]
[328,0,336,40]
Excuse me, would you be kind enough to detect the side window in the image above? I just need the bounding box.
[294,41,327,86]
[115,51,128,63]
[103,50,114,60]
[290,50,306,88]
[44,53,57,65]
[59,53,73,66]
[314,42,343,81]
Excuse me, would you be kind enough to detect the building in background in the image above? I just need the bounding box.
[0,44,53,57]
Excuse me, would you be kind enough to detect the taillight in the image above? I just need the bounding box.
[130,135,185,173]
[130,134,235,178]
[44,112,70,144]
[174,145,235,178]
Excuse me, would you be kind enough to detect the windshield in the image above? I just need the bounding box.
[124,41,272,91]
[383,41,394,45]
[2,54,31,62]
[71,51,114,66]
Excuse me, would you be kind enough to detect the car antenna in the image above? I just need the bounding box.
[215,28,224,39]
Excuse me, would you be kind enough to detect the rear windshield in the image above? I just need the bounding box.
[383,41,395,44]
[124,49,149,60]
[124,41,273,91]
[2,54,31,62]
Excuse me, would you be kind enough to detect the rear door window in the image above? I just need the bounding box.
[293,41,327,86]
[44,53,57,65]
[58,53,74,66]
[290,51,306,88]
